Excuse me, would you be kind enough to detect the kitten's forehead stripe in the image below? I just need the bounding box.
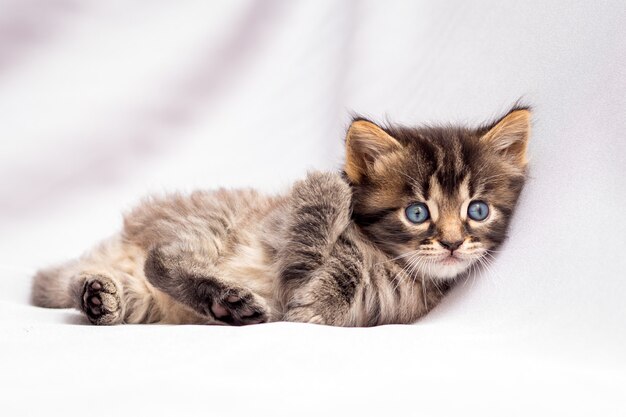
[420,131,465,197]
[412,137,437,200]
[452,138,465,174]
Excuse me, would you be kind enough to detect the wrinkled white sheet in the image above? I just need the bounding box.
[1,1,625,415]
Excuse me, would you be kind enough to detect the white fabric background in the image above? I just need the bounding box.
[1,1,624,415]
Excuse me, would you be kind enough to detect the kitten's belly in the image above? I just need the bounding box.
[213,190,287,308]
[219,231,280,314]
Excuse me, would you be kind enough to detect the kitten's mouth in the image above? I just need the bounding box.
[439,255,461,265]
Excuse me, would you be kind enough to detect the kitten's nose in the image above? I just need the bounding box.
[439,240,463,252]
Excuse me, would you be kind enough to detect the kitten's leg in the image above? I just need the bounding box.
[279,172,362,326]
[32,262,80,309]
[33,237,206,325]
[125,190,271,325]
[33,262,124,325]
[282,235,364,326]
[144,243,269,325]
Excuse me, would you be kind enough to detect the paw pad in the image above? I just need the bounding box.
[81,276,122,325]
[207,287,267,326]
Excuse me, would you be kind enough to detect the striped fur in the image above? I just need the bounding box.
[31,106,530,326]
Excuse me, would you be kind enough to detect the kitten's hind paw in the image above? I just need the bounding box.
[81,275,123,325]
[209,285,268,326]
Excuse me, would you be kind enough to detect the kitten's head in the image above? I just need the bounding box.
[344,106,531,281]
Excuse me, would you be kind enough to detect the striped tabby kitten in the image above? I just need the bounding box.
[32,107,531,326]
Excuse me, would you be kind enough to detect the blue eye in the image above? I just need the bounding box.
[468,201,489,221]
[405,203,430,224]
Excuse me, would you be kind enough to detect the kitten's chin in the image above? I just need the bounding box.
[427,257,472,281]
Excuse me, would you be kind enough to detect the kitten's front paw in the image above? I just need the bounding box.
[81,276,122,325]
[206,284,268,326]
[292,172,352,213]
[283,283,347,326]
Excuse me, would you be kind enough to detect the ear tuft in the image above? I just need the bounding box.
[345,119,402,183]
[480,108,531,167]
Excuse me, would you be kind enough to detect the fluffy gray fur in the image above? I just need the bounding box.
[32,108,530,326]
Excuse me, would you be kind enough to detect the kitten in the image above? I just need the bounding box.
[32,106,531,326]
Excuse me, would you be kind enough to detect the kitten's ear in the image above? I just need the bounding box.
[345,119,402,183]
[480,108,531,167]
